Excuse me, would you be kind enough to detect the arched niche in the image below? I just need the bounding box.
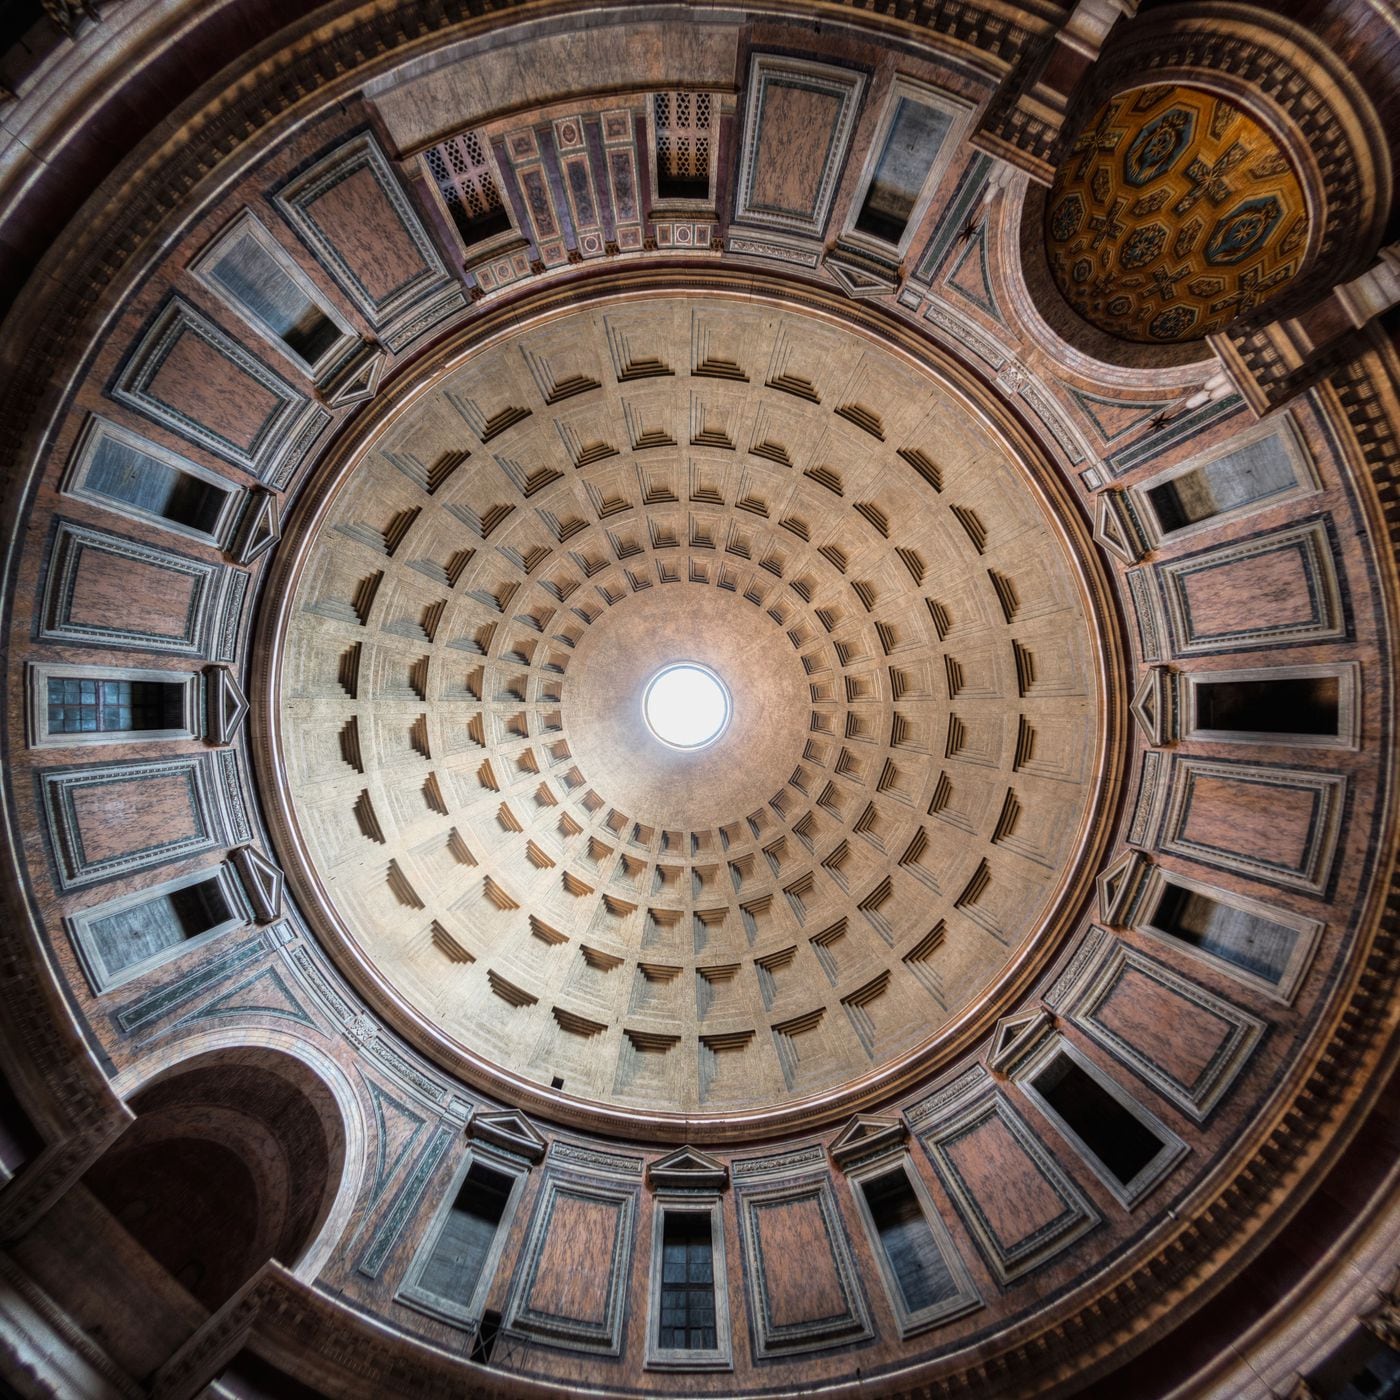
[83,1044,350,1314]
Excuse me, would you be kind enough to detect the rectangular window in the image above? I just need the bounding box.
[206,233,340,365]
[645,1194,732,1370]
[46,677,187,736]
[658,1212,717,1351]
[1025,1044,1185,1206]
[29,663,200,748]
[399,1155,524,1329]
[417,1164,513,1307]
[653,92,714,205]
[842,80,969,259]
[1138,871,1320,1001]
[1182,664,1357,749]
[854,97,954,245]
[1135,418,1316,543]
[425,130,515,248]
[1194,674,1338,735]
[193,211,356,378]
[843,1155,980,1337]
[66,865,247,993]
[85,434,230,534]
[861,1168,954,1315]
[64,417,241,546]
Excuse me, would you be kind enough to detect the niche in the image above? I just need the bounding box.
[1139,868,1321,1001]
[1184,664,1356,747]
[65,417,241,545]
[399,1155,523,1327]
[1023,1043,1185,1206]
[82,1051,345,1314]
[65,864,248,993]
[1135,418,1315,542]
[854,96,954,246]
[194,212,353,376]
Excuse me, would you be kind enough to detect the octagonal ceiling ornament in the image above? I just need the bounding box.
[1046,84,1310,343]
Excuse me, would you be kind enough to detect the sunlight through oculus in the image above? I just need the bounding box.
[642,663,732,750]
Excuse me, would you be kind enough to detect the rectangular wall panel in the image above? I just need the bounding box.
[1155,516,1347,657]
[918,1087,1099,1285]
[1053,929,1265,1122]
[732,56,866,242]
[276,133,466,351]
[735,1173,874,1358]
[40,753,231,891]
[504,1172,637,1355]
[111,298,329,484]
[1155,755,1346,896]
[40,520,238,658]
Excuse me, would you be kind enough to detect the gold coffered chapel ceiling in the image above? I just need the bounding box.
[273,291,1111,1116]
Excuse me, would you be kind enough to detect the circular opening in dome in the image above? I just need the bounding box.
[642,663,732,751]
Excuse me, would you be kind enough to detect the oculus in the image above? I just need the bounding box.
[643,663,732,751]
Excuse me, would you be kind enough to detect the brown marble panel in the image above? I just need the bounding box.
[525,1191,617,1325]
[1178,772,1314,872]
[69,776,200,864]
[146,327,282,453]
[306,167,427,302]
[1178,546,1315,637]
[1091,965,1234,1095]
[750,84,841,218]
[65,548,198,639]
[941,1110,1067,1249]
[753,1194,847,1326]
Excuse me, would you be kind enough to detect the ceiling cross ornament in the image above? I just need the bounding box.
[1045,84,1309,342]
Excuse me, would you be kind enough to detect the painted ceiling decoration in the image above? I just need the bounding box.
[1046,84,1311,342]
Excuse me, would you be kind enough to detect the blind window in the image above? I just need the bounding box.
[860,1168,956,1315]
[658,1211,717,1351]
[417,1163,513,1310]
[1032,1052,1166,1189]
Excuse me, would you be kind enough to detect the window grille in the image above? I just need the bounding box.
[427,132,512,245]
[654,92,713,202]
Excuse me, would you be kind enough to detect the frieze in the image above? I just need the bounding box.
[548,1141,644,1178]
[730,1143,825,1179]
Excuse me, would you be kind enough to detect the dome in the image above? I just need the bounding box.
[0,2,1397,1398]
[268,289,1117,1125]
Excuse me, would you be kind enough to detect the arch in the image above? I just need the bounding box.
[103,1031,365,1294]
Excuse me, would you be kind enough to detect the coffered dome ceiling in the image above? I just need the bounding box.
[273,293,1111,1117]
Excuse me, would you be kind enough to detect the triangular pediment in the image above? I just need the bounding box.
[1093,489,1148,565]
[325,342,387,407]
[232,488,281,566]
[1066,387,1174,444]
[470,1108,546,1162]
[824,251,899,300]
[648,1145,729,1190]
[829,1113,906,1169]
[1130,667,1175,747]
[1096,848,1149,930]
[231,844,284,923]
[205,665,249,745]
[987,1007,1054,1075]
